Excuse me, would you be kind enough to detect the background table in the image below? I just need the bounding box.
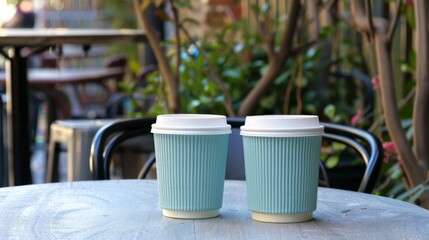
[0,28,146,185]
[0,67,125,118]
[0,67,124,85]
[0,180,427,239]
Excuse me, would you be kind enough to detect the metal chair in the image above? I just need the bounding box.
[90,117,156,180]
[90,117,383,193]
[319,122,383,193]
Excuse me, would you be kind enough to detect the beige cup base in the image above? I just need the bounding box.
[251,212,313,223]
[162,209,219,219]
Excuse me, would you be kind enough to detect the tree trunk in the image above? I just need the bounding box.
[238,0,301,116]
[374,32,424,188]
[412,0,429,173]
[134,0,181,113]
[412,0,429,209]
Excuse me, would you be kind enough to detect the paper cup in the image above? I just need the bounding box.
[241,115,324,223]
[151,114,231,219]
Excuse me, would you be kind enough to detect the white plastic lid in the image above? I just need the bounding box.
[240,115,324,137]
[151,114,231,135]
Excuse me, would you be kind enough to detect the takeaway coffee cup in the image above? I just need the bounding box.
[240,115,324,223]
[151,114,231,219]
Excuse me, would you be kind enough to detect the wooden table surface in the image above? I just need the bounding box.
[0,180,427,239]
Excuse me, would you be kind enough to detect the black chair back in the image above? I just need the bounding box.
[320,122,382,193]
[90,117,156,180]
[90,117,383,193]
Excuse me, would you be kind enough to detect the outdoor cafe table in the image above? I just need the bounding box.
[0,28,146,186]
[0,180,427,239]
[0,67,126,118]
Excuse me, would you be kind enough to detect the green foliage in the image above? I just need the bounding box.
[323,104,336,121]
[397,178,429,203]
[137,19,339,117]
[320,140,361,170]
[400,49,416,74]
[99,0,137,29]
[122,3,369,124]
[402,2,416,29]
[137,18,271,116]
[325,155,339,169]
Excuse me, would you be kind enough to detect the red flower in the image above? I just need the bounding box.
[372,75,380,91]
[382,141,397,163]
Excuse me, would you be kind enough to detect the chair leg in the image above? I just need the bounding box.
[46,141,60,182]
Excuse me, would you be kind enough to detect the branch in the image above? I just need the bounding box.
[204,70,237,116]
[412,0,429,171]
[365,0,375,38]
[291,39,318,56]
[350,1,379,41]
[296,56,303,114]
[398,87,416,108]
[323,0,337,11]
[373,34,424,188]
[134,0,181,113]
[305,0,320,41]
[327,2,355,28]
[283,64,297,114]
[238,0,301,116]
[167,0,181,79]
[251,10,276,60]
[278,0,302,62]
[387,0,402,48]
[168,0,182,79]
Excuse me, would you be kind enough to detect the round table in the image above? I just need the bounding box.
[0,180,427,239]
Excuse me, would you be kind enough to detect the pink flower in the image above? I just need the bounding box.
[372,75,380,91]
[382,141,397,163]
[383,142,397,153]
[351,111,362,126]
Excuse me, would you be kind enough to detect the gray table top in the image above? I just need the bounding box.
[0,180,427,239]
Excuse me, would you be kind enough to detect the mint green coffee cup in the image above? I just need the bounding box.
[241,115,324,223]
[151,114,231,219]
